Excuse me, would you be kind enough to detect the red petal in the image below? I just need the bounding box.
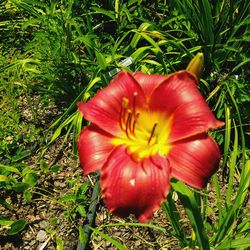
[101,146,171,222]
[133,71,168,98]
[77,124,114,175]
[168,134,221,189]
[78,71,145,136]
[170,99,224,141]
[150,71,224,141]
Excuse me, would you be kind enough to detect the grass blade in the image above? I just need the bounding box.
[89,226,128,250]
[162,191,187,247]
[216,235,250,250]
[226,119,238,206]
[172,181,210,250]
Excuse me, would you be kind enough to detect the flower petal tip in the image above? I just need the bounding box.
[216,120,225,128]
[138,214,152,223]
[100,147,171,222]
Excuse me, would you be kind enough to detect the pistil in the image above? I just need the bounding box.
[125,110,132,139]
[148,123,158,144]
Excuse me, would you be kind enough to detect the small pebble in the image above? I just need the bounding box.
[54,181,66,188]
[36,230,47,242]
[39,220,49,229]
[29,240,36,246]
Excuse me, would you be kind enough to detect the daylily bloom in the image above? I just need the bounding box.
[77,55,224,222]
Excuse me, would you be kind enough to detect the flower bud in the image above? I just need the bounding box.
[186,53,204,80]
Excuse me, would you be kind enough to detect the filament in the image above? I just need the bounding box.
[119,98,129,130]
[132,112,140,135]
[125,110,132,139]
[132,92,138,117]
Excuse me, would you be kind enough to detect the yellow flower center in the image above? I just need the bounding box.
[112,93,172,161]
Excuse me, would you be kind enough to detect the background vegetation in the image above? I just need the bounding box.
[0,0,249,249]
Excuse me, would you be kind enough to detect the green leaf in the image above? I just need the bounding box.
[217,235,250,249]
[50,164,61,173]
[212,174,223,225]
[89,226,128,250]
[222,104,231,170]
[23,172,38,187]
[11,150,31,162]
[91,7,115,20]
[172,180,210,250]
[78,182,89,194]
[0,198,13,210]
[136,31,161,51]
[162,191,187,247]
[99,222,166,233]
[12,182,29,192]
[0,164,20,174]
[50,218,58,226]
[0,175,8,182]
[79,226,88,244]
[213,168,250,245]
[60,194,77,203]
[40,159,49,173]
[7,219,26,235]
[0,217,13,226]
[76,205,86,217]
[23,190,33,203]
[95,50,107,70]
[56,236,64,250]
[130,22,151,48]
[226,120,238,205]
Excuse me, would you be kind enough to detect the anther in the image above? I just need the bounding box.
[148,123,158,144]
[122,97,129,108]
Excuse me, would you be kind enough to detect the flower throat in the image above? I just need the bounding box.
[112,93,172,160]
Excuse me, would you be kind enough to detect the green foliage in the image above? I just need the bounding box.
[0,217,26,235]
[59,181,89,220]
[0,0,249,248]
[6,219,26,235]
[89,226,128,250]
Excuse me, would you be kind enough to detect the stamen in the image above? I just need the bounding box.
[122,97,129,108]
[132,112,140,135]
[132,92,138,117]
[125,110,132,139]
[119,107,125,130]
[148,123,158,144]
[119,98,129,130]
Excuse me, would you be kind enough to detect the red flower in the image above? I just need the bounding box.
[77,67,224,222]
